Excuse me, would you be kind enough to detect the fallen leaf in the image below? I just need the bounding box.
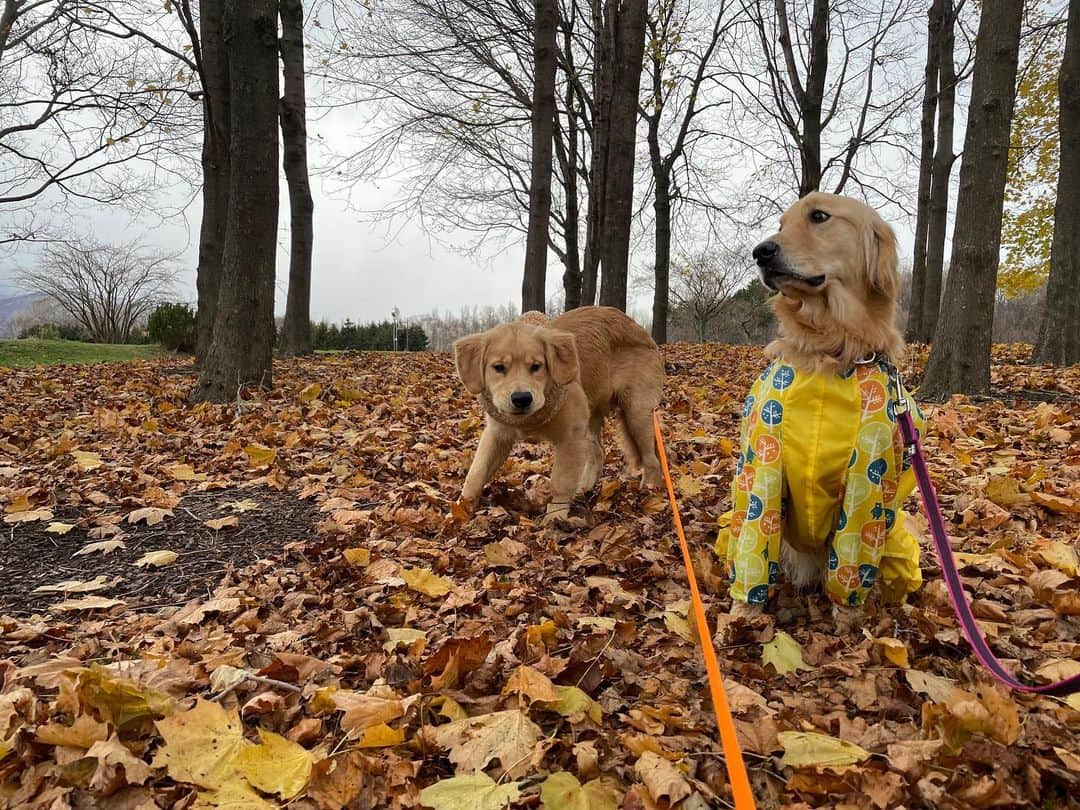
[539,686,603,724]
[1033,540,1080,577]
[778,731,871,771]
[34,574,114,593]
[45,521,76,535]
[433,709,542,779]
[74,539,126,557]
[540,771,618,810]
[244,443,278,468]
[223,499,260,513]
[194,780,276,809]
[873,637,910,667]
[344,547,371,567]
[402,566,452,598]
[234,729,314,799]
[86,736,154,790]
[383,627,426,652]
[762,631,808,674]
[502,665,558,703]
[135,550,177,568]
[72,450,104,471]
[634,751,691,805]
[299,382,323,402]
[1031,491,1080,514]
[4,508,53,524]
[204,516,239,531]
[153,698,245,789]
[355,722,406,748]
[52,596,126,612]
[127,507,171,526]
[418,773,521,810]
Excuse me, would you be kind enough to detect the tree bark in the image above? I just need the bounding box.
[921,0,956,345]
[581,0,611,308]
[1033,0,1080,365]
[597,0,647,311]
[522,0,559,313]
[560,81,582,310]
[194,0,280,402]
[777,0,829,197]
[194,0,230,367]
[278,0,315,357]
[919,0,1023,400]
[907,0,941,344]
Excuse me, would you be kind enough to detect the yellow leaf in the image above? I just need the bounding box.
[135,550,177,568]
[430,695,468,723]
[330,690,404,737]
[677,475,702,497]
[502,665,558,703]
[540,685,602,724]
[193,780,276,809]
[299,383,323,403]
[33,575,113,594]
[204,516,239,531]
[153,698,245,789]
[778,731,871,771]
[234,729,314,799]
[35,713,110,748]
[343,547,370,567]
[1034,541,1079,577]
[74,539,126,556]
[52,596,125,612]
[4,494,31,513]
[540,771,618,810]
[383,628,426,652]
[762,631,808,675]
[223,499,260,513]
[355,723,405,748]
[419,773,521,810]
[77,667,174,729]
[402,567,452,598]
[663,605,695,644]
[576,616,616,632]
[243,443,277,468]
[1067,693,1080,712]
[46,522,76,535]
[167,464,199,481]
[4,508,53,524]
[873,637,910,668]
[127,507,171,526]
[72,450,103,471]
[985,475,1029,507]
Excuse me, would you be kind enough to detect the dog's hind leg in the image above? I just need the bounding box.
[613,410,642,480]
[619,398,663,488]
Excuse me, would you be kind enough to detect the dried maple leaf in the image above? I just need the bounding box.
[633,751,691,805]
[418,774,521,810]
[233,729,315,799]
[432,710,542,779]
[540,772,619,810]
[153,698,246,789]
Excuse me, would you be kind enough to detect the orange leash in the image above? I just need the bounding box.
[652,412,756,810]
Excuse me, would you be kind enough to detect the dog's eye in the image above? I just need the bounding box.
[809,209,830,223]
[492,363,506,374]
[530,362,542,373]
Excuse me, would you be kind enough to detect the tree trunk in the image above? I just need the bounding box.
[194,0,230,367]
[779,0,828,197]
[194,0,280,402]
[907,0,941,344]
[651,175,671,345]
[919,0,1023,400]
[581,0,611,308]
[921,0,956,345]
[278,0,315,357]
[1033,0,1080,365]
[597,0,647,311]
[560,26,582,311]
[522,0,559,313]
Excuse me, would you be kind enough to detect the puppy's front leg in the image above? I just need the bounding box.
[544,430,590,522]
[461,425,514,504]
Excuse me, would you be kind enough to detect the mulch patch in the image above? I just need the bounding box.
[0,487,318,617]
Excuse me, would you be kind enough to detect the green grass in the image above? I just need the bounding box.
[0,339,165,367]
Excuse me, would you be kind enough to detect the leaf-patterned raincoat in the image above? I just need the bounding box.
[716,358,926,606]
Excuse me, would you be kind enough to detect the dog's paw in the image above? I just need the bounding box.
[641,467,664,489]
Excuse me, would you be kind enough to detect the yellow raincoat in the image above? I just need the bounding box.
[716,358,925,607]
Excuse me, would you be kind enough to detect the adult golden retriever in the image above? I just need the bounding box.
[453,306,664,521]
[722,192,921,631]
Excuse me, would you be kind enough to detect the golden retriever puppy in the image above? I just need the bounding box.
[719,192,924,630]
[454,306,664,521]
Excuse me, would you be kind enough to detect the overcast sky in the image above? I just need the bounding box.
[0,51,932,328]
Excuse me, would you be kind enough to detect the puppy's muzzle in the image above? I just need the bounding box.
[753,240,826,291]
[509,391,534,412]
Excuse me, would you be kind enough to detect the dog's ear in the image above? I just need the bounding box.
[453,333,487,394]
[543,329,579,386]
[866,215,900,300]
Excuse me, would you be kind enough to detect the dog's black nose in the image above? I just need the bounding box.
[752,240,779,265]
[510,391,533,410]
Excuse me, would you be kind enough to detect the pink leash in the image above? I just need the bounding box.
[892,369,1080,695]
